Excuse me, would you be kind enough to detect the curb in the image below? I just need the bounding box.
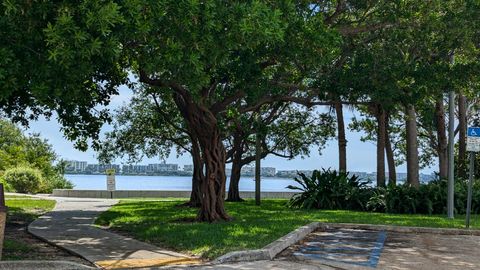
[0,260,95,270]
[213,222,321,264]
[319,222,480,236]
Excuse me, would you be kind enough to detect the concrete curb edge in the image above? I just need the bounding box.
[213,222,321,264]
[319,222,480,236]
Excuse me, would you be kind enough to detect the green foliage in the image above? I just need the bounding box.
[43,173,74,193]
[98,91,185,164]
[286,169,371,210]
[0,120,73,193]
[289,169,480,216]
[1,1,126,149]
[366,180,480,215]
[2,167,44,194]
[366,188,387,212]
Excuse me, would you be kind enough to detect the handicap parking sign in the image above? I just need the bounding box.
[468,127,480,137]
[467,127,480,152]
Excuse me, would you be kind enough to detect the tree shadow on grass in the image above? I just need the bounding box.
[6,206,41,225]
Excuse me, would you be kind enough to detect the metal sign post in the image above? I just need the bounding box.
[255,131,261,206]
[466,127,480,228]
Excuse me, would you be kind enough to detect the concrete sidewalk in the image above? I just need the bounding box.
[28,197,201,269]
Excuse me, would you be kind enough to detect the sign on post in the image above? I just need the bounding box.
[466,127,479,228]
[467,127,480,152]
[106,169,116,192]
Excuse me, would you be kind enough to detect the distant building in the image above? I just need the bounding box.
[276,170,296,178]
[240,166,254,176]
[261,167,276,177]
[85,164,120,174]
[65,160,87,172]
[85,164,99,173]
[240,166,277,177]
[148,162,178,173]
[122,164,148,174]
[276,170,313,178]
[184,165,194,172]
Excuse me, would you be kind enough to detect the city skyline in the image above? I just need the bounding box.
[64,159,436,182]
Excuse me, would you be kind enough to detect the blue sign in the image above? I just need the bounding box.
[468,127,480,137]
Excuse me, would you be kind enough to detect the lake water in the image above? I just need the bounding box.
[65,174,300,192]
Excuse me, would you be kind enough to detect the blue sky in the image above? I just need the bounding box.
[25,87,436,174]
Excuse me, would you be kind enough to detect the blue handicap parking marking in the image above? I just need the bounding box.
[368,231,387,267]
[468,127,480,137]
[292,229,387,268]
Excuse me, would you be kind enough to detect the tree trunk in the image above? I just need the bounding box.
[435,98,448,179]
[376,105,386,187]
[385,112,396,186]
[406,105,420,187]
[175,95,229,222]
[187,140,202,207]
[458,94,467,178]
[227,132,244,202]
[335,101,347,173]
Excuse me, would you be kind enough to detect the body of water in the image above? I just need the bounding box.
[65,174,299,192]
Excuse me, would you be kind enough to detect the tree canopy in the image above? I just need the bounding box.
[2,0,479,221]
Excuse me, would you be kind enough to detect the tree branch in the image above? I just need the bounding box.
[139,69,191,100]
[150,93,191,136]
[324,0,346,25]
[337,22,396,37]
[210,90,246,114]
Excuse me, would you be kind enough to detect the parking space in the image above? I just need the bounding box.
[278,227,480,270]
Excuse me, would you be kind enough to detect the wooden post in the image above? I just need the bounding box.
[0,184,8,260]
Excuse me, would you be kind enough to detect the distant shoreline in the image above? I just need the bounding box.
[64,173,293,179]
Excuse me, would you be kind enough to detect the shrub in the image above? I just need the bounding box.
[43,174,74,193]
[366,187,387,212]
[0,177,13,192]
[366,179,480,215]
[286,169,371,210]
[289,169,480,216]
[2,167,45,194]
[366,182,446,214]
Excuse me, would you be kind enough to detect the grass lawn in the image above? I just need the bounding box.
[95,199,480,259]
[6,196,55,223]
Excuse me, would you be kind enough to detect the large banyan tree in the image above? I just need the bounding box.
[37,1,341,221]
